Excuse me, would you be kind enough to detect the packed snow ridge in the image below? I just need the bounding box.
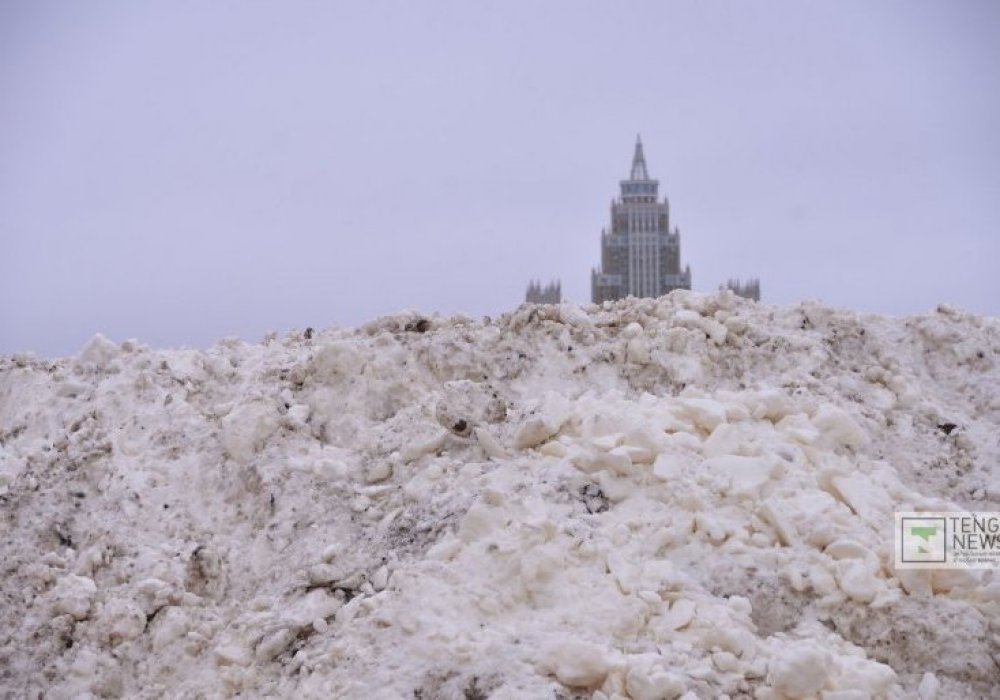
[1,291,999,699]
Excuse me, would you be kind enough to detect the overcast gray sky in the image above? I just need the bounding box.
[2,1,999,356]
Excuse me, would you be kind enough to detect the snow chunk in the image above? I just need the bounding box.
[474,427,508,459]
[700,317,728,345]
[100,598,146,643]
[539,639,612,688]
[918,672,941,700]
[704,455,776,496]
[283,589,342,628]
[776,413,820,444]
[746,389,797,421]
[221,401,280,462]
[513,392,571,448]
[812,405,868,449]
[309,340,363,379]
[673,397,727,432]
[558,304,592,327]
[769,643,830,697]
[626,654,685,700]
[834,655,897,696]
[827,472,892,522]
[659,598,696,631]
[214,643,253,667]
[626,337,652,364]
[458,503,507,543]
[50,574,97,621]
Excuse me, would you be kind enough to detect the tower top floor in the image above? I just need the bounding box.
[619,134,660,204]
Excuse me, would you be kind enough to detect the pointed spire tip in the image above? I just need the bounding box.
[630,134,649,180]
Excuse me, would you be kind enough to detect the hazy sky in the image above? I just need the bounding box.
[3,1,999,356]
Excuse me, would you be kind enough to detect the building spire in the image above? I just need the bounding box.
[630,133,649,180]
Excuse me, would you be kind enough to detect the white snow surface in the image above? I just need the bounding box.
[1,291,999,699]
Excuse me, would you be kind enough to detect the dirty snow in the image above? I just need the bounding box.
[1,291,998,699]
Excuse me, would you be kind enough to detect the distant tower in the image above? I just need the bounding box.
[591,135,691,303]
[723,278,761,301]
[525,279,562,304]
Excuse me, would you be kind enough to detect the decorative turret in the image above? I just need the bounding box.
[722,278,761,301]
[525,279,562,304]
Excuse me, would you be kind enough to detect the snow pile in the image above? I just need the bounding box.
[1,291,998,699]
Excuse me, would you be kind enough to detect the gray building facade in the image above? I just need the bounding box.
[525,280,562,304]
[591,136,691,303]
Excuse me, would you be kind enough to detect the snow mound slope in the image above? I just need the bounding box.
[1,291,998,699]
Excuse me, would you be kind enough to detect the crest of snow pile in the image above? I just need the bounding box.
[74,333,121,372]
[0,292,998,698]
